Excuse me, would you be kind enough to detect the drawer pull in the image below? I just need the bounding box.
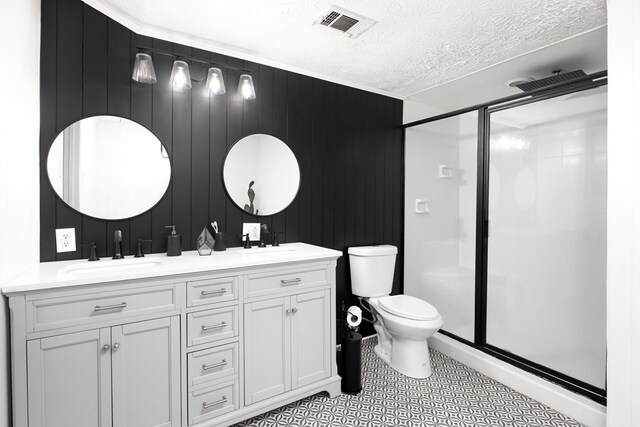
[201,289,226,296]
[94,302,127,312]
[201,322,227,331]
[202,396,227,410]
[280,278,302,286]
[202,359,227,371]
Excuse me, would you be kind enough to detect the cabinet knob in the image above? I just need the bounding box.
[102,344,111,351]
[292,308,298,314]
[113,342,120,351]
[286,309,292,315]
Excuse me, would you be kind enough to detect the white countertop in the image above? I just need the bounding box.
[2,243,342,295]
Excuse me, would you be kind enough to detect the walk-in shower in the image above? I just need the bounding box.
[404,72,608,403]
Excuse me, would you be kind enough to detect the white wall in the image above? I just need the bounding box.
[607,0,640,424]
[0,0,41,425]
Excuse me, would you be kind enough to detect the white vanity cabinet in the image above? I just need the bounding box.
[27,316,181,427]
[4,244,342,427]
[244,289,331,405]
[11,279,183,427]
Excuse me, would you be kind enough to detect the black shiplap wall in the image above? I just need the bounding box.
[40,0,404,323]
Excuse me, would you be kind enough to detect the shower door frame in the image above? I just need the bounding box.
[403,70,608,404]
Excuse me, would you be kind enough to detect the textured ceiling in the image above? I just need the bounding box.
[88,0,607,98]
[405,26,607,117]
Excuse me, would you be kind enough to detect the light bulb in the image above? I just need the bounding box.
[237,74,256,100]
[206,68,226,95]
[170,60,192,90]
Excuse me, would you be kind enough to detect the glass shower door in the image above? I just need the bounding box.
[404,111,478,342]
[485,86,607,390]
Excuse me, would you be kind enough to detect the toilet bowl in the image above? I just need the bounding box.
[367,295,443,378]
[348,245,443,378]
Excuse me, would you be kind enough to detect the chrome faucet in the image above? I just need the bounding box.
[113,230,124,259]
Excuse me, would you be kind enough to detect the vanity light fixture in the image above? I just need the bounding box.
[132,47,255,100]
[131,53,157,84]
[170,60,192,90]
[206,67,226,95]
[238,74,256,100]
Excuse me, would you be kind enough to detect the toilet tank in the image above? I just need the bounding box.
[348,245,398,297]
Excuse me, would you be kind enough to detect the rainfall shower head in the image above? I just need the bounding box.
[515,70,592,97]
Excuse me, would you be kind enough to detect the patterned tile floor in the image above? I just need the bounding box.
[234,338,584,426]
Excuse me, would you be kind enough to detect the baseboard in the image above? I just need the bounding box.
[429,332,606,427]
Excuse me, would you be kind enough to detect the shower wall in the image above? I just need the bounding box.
[404,112,477,341]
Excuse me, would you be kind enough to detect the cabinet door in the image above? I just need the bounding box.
[111,317,180,427]
[291,289,331,388]
[27,328,112,427]
[244,297,291,404]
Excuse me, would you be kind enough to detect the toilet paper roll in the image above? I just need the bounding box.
[346,306,362,328]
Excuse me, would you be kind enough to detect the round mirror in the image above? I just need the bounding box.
[223,134,300,216]
[47,115,171,220]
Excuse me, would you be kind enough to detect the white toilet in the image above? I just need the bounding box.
[348,245,443,378]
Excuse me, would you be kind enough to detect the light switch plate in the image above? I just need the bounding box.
[55,228,76,253]
[242,223,261,241]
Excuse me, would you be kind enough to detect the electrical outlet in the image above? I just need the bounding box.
[242,223,261,241]
[55,228,76,253]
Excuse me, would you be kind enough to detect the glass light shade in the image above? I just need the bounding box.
[206,68,226,95]
[170,60,192,90]
[132,53,157,84]
[238,74,256,100]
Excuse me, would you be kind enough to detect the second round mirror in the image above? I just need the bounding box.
[223,134,300,216]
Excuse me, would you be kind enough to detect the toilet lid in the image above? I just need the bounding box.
[378,295,440,321]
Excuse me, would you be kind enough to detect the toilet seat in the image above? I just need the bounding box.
[378,295,440,321]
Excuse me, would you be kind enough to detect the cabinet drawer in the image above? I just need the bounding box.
[187,276,238,307]
[188,342,238,387]
[245,264,329,298]
[26,284,178,333]
[187,306,238,347]
[188,379,238,425]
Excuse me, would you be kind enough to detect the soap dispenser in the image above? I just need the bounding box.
[165,225,182,256]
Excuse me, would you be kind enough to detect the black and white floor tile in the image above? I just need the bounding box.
[234,338,584,427]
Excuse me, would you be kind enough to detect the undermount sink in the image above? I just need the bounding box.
[241,246,298,259]
[64,258,162,276]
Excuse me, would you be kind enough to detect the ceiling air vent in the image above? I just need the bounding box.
[314,6,377,39]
